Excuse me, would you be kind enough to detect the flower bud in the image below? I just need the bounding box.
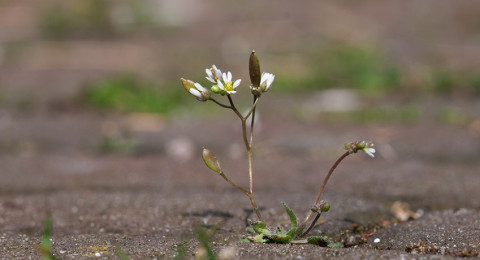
[211,85,222,94]
[320,202,330,212]
[249,50,261,88]
[201,147,222,174]
[181,78,195,92]
[344,140,375,157]
[311,200,330,213]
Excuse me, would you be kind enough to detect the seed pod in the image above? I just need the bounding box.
[201,147,222,174]
[249,50,261,88]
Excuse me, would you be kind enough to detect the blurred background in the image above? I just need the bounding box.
[0,0,479,189]
[2,2,480,257]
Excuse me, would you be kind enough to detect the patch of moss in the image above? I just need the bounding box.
[82,75,185,115]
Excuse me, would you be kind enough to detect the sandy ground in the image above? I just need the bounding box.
[0,96,479,259]
[1,1,480,258]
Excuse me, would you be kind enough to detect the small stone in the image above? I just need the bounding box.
[165,137,194,162]
[373,238,380,243]
[95,252,101,257]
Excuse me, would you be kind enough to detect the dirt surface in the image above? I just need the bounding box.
[1,96,479,259]
[1,1,480,259]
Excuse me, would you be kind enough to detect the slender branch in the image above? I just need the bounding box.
[296,150,353,233]
[227,95,244,120]
[210,98,232,109]
[220,172,248,195]
[245,97,259,121]
[247,96,258,196]
[225,94,263,221]
[220,172,262,220]
[248,96,258,146]
[248,192,262,221]
[299,213,321,238]
[227,94,250,149]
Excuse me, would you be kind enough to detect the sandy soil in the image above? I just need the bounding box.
[0,97,479,259]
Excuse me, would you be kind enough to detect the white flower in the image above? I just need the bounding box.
[363,147,376,158]
[217,71,241,94]
[205,65,222,83]
[259,72,275,92]
[189,82,210,101]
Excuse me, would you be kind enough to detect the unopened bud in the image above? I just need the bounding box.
[311,200,330,213]
[211,85,222,94]
[344,140,375,157]
[249,50,261,88]
[181,78,195,92]
[201,147,222,174]
[320,202,330,212]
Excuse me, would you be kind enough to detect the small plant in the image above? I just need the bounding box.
[181,51,376,245]
[83,75,184,115]
[38,214,59,260]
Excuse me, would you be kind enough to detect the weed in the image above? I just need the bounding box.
[83,75,185,115]
[181,51,376,246]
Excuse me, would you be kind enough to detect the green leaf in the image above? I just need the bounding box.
[195,226,216,260]
[282,203,298,237]
[251,221,271,235]
[246,227,256,234]
[328,242,341,248]
[307,236,331,247]
[265,234,292,244]
[254,234,268,243]
[41,213,59,260]
[294,226,305,238]
[115,247,131,260]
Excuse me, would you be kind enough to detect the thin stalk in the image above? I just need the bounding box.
[247,96,258,195]
[220,170,262,220]
[226,94,263,221]
[244,97,259,121]
[227,95,244,120]
[299,213,321,238]
[227,95,249,149]
[248,96,258,146]
[210,98,231,109]
[220,172,248,195]
[296,150,352,234]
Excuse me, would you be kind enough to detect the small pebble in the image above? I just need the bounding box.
[95,252,101,257]
[374,238,380,243]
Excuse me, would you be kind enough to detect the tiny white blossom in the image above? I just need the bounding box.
[205,65,222,83]
[363,147,376,158]
[217,72,241,94]
[189,82,210,101]
[260,72,275,92]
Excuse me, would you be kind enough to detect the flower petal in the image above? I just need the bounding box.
[233,79,241,88]
[189,88,202,98]
[217,79,225,90]
[194,82,207,92]
[212,65,222,76]
[222,72,229,83]
[206,68,212,77]
[364,148,375,157]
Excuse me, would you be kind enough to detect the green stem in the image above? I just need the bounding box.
[225,94,263,221]
[296,150,352,234]
[210,98,231,109]
[220,172,248,195]
[245,97,259,120]
[299,213,321,238]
